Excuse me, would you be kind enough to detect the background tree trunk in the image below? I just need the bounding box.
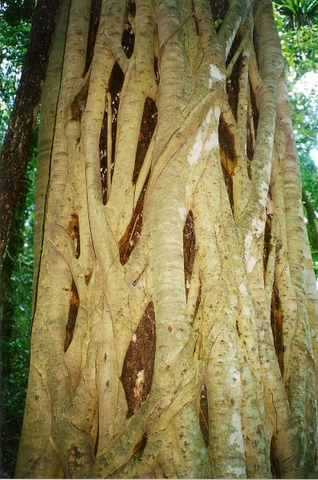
[16,0,318,478]
[0,0,61,263]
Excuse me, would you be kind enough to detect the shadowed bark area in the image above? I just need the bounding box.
[0,0,62,263]
[15,0,318,478]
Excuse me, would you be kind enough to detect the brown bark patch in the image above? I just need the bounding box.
[121,302,156,417]
[67,213,80,258]
[71,77,90,121]
[64,280,80,352]
[183,210,196,298]
[271,283,284,375]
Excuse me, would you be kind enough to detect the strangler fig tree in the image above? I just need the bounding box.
[15,0,318,478]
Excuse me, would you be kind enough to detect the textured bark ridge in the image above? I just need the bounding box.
[16,0,318,478]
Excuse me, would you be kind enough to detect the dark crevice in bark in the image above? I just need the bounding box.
[208,0,229,24]
[133,97,157,184]
[219,115,235,212]
[248,79,259,151]
[67,213,80,259]
[100,63,124,204]
[122,2,135,59]
[219,114,236,163]
[109,62,125,137]
[83,0,102,77]
[71,78,90,121]
[131,433,148,460]
[263,213,272,276]
[183,210,196,299]
[226,51,241,120]
[127,0,136,17]
[99,109,108,205]
[199,383,209,446]
[247,110,255,164]
[118,174,149,265]
[193,286,202,324]
[154,56,160,84]
[121,302,156,418]
[270,436,281,479]
[271,283,284,375]
[64,280,80,352]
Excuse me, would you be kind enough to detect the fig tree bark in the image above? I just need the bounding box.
[16,0,318,478]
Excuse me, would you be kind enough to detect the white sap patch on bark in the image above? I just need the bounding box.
[252,217,264,236]
[187,130,203,165]
[214,106,221,120]
[132,333,137,343]
[229,411,244,455]
[239,284,247,295]
[134,369,145,404]
[185,184,190,199]
[229,366,240,383]
[204,131,218,151]
[268,135,274,156]
[209,64,225,88]
[205,108,212,125]
[227,465,246,477]
[260,179,269,207]
[244,231,253,255]
[247,255,257,273]
[242,306,250,316]
[178,205,187,222]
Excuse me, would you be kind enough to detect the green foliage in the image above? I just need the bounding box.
[0,2,33,143]
[289,86,318,275]
[0,157,35,477]
[273,1,318,79]
[0,3,35,476]
[274,0,318,29]
[274,1,318,277]
[280,24,318,79]
[1,338,30,477]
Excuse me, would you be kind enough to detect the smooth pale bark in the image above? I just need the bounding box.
[16,0,318,478]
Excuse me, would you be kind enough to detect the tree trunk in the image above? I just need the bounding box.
[0,0,62,263]
[16,0,318,478]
